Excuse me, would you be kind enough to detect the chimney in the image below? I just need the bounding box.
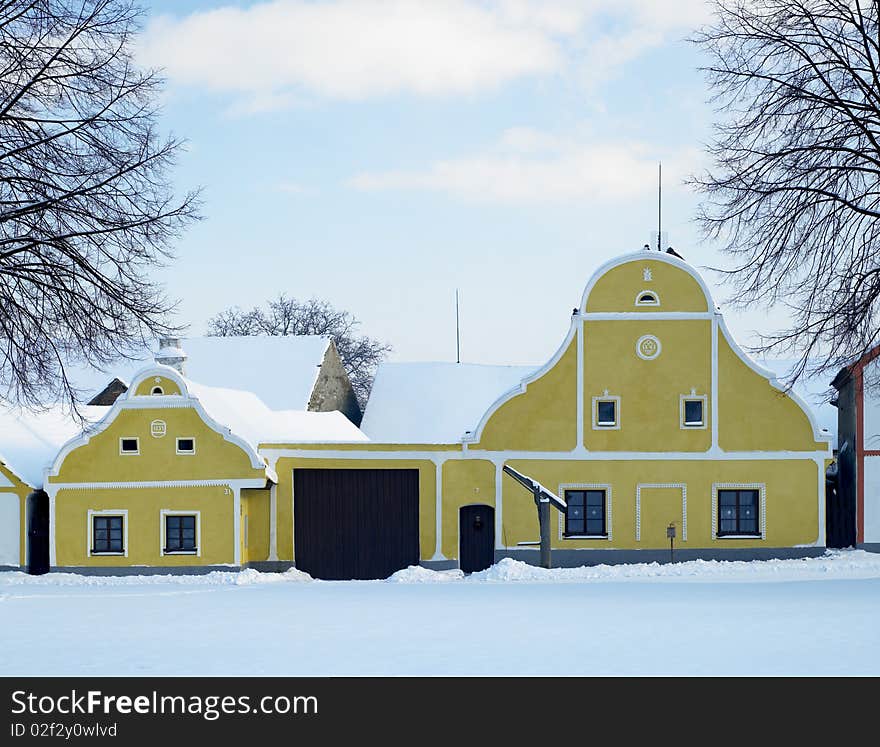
[155,337,187,375]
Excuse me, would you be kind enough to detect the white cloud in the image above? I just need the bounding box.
[348,127,702,204]
[138,0,712,111]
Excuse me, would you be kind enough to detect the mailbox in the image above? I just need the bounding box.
[667,523,676,539]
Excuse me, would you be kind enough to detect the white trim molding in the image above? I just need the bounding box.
[160,509,201,557]
[680,390,708,430]
[46,363,277,482]
[636,334,662,361]
[635,483,687,542]
[579,250,714,312]
[495,462,504,550]
[87,508,129,558]
[712,482,766,541]
[431,457,446,561]
[557,483,613,541]
[268,482,278,561]
[592,392,621,430]
[48,478,267,491]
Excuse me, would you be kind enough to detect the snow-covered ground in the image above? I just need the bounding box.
[2,551,878,676]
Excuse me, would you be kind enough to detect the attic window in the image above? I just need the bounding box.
[635,290,660,306]
[151,386,164,395]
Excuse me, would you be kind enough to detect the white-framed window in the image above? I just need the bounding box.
[176,437,196,455]
[592,392,620,430]
[680,391,708,429]
[635,289,660,306]
[87,509,128,557]
[558,483,613,541]
[119,437,139,455]
[161,510,200,556]
[712,483,766,540]
[151,385,164,395]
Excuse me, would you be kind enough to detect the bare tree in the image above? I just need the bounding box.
[691,0,880,386]
[0,0,199,409]
[207,294,391,407]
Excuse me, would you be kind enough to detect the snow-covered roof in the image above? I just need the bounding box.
[63,336,332,411]
[0,361,367,489]
[360,362,537,443]
[0,405,105,488]
[361,358,837,447]
[184,378,366,446]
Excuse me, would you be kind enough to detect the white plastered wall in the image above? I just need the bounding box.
[0,492,20,566]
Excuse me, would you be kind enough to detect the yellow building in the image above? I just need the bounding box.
[261,251,832,577]
[41,358,363,573]
[4,251,833,577]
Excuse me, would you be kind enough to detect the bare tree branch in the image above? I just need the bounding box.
[0,0,200,410]
[691,0,880,389]
[206,295,391,408]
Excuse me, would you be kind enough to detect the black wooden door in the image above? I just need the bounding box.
[27,491,49,575]
[826,470,856,548]
[459,504,494,573]
[293,469,419,580]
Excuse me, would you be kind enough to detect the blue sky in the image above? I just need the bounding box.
[138,0,770,366]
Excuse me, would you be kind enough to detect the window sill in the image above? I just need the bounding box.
[563,535,609,540]
[595,423,618,428]
[89,551,125,556]
[683,422,704,427]
[163,550,198,555]
[716,535,762,540]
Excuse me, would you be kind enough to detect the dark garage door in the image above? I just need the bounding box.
[294,469,420,580]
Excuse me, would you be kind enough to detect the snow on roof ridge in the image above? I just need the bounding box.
[361,360,539,444]
[61,335,334,411]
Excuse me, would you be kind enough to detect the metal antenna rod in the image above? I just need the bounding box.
[455,288,461,364]
[657,161,662,252]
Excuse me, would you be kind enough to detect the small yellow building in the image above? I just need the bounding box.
[40,361,363,573]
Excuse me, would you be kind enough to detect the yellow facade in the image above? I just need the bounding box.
[46,366,271,570]
[38,251,832,575]
[54,485,236,567]
[262,252,831,571]
[241,488,271,564]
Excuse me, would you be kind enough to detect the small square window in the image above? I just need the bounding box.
[119,437,139,454]
[684,399,703,426]
[176,437,195,454]
[596,400,616,426]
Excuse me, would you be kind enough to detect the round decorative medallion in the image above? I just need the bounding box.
[150,419,167,438]
[636,334,661,360]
